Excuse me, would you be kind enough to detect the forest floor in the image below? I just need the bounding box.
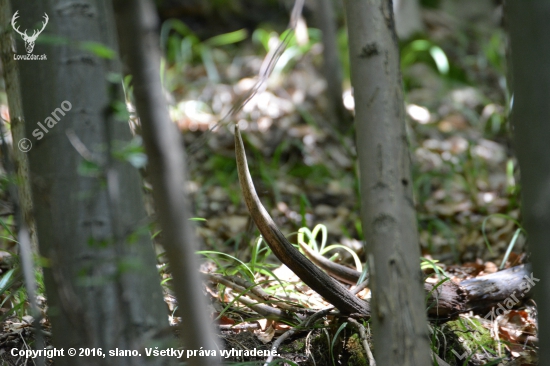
[162,2,537,365]
[0,1,539,365]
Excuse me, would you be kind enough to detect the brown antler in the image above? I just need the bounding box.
[235,124,369,315]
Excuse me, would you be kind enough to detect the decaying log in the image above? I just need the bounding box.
[302,245,534,319]
[428,264,535,319]
[460,263,534,314]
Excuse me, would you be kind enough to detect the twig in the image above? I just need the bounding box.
[264,307,334,366]
[236,295,303,321]
[185,0,306,157]
[347,317,375,366]
[65,129,97,162]
[219,323,261,331]
[226,274,317,314]
[207,272,302,320]
[206,273,267,303]
[227,275,271,300]
[18,331,37,366]
[351,279,370,295]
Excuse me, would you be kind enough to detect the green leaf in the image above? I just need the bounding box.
[78,160,101,176]
[106,72,123,84]
[199,46,220,82]
[80,42,116,59]
[160,19,194,45]
[197,250,255,280]
[113,136,147,168]
[0,269,16,295]
[252,28,272,51]
[429,46,449,74]
[204,29,248,47]
[0,218,16,241]
[110,100,131,122]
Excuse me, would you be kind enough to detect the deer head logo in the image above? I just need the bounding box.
[11,11,49,54]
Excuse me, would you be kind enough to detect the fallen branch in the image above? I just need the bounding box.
[225,275,315,313]
[205,273,311,320]
[236,296,303,321]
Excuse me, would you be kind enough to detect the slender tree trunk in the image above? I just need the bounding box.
[11,1,172,365]
[1,4,45,362]
[393,0,423,39]
[315,0,351,132]
[343,0,431,364]
[113,1,221,365]
[507,0,550,360]
[0,0,38,253]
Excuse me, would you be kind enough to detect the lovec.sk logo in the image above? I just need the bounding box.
[11,10,48,60]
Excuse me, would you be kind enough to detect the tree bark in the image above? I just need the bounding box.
[0,0,38,253]
[112,1,221,365]
[343,0,431,364]
[507,0,550,361]
[393,0,423,39]
[11,1,172,365]
[314,0,351,132]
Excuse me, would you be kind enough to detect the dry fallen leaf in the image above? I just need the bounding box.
[256,323,276,344]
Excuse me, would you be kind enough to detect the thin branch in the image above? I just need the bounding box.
[186,0,306,157]
[263,307,334,366]
[347,317,376,366]
[205,273,305,322]
[219,323,260,331]
[65,129,96,162]
[236,296,302,322]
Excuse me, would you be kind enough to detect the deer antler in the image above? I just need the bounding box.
[11,11,26,38]
[35,13,49,37]
[234,124,369,316]
[10,11,49,53]
[26,13,49,41]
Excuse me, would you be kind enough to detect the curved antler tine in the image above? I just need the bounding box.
[39,13,49,32]
[235,124,369,316]
[11,10,24,35]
